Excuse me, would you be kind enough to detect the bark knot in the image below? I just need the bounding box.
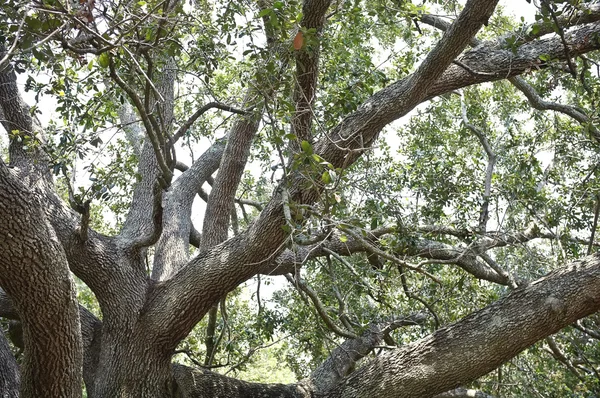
[544,296,565,315]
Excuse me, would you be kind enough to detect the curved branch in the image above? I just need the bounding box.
[325,254,600,397]
[460,91,497,231]
[509,75,599,139]
[152,138,226,280]
[285,273,357,339]
[172,102,248,143]
[144,1,600,354]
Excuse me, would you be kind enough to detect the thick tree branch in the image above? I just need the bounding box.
[200,105,260,249]
[325,254,600,397]
[520,3,600,44]
[1,41,149,327]
[0,287,103,397]
[309,314,427,394]
[0,328,19,397]
[144,1,600,355]
[118,57,177,248]
[117,102,144,155]
[0,45,50,183]
[262,228,510,285]
[290,0,332,147]
[419,4,600,48]
[315,0,499,170]
[420,11,600,140]
[173,364,311,398]
[0,162,83,398]
[153,138,227,280]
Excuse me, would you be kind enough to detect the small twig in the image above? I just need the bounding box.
[460,91,497,232]
[281,187,295,233]
[398,266,440,328]
[0,17,26,71]
[588,193,600,255]
[172,102,249,143]
[339,225,443,285]
[541,0,577,78]
[108,56,173,187]
[574,320,600,340]
[285,273,357,339]
[123,45,164,102]
[324,256,356,332]
[545,336,584,381]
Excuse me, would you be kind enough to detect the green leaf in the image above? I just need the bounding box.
[538,53,550,62]
[370,217,378,230]
[97,53,110,68]
[321,171,331,184]
[339,234,348,243]
[300,140,313,155]
[258,8,272,18]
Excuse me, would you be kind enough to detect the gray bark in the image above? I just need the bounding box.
[2,0,600,397]
[0,329,19,397]
[0,162,83,398]
[324,254,600,397]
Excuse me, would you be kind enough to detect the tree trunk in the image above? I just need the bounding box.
[92,331,177,398]
[0,330,19,397]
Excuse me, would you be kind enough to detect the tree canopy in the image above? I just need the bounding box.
[1,0,600,397]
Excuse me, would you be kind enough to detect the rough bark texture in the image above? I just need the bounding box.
[2,0,600,397]
[324,254,600,397]
[173,365,310,398]
[0,329,19,397]
[152,138,227,280]
[0,163,83,398]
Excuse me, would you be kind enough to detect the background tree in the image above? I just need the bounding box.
[2,0,600,397]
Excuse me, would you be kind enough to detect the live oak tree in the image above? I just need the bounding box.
[2,0,600,396]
